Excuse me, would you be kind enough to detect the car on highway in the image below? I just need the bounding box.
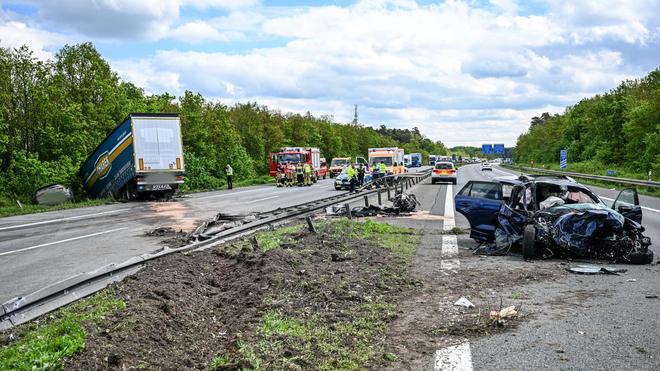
[481,162,492,171]
[334,164,373,190]
[431,162,457,184]
[455,177,653,264]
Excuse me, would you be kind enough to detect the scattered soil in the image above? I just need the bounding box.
[66,224,414,370]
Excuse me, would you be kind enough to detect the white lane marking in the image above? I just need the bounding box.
[191,188,271,201]
[0,208,131,232]
[0,227,129,257]
[442,235,458,256]
[443,184,455,230]
[245,195,279,204]
[434,342,474,371]
[599,196,660,214]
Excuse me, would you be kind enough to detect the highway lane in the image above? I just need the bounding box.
[0,167,428,303]
[415,165,660,370]
[0,177,342,302]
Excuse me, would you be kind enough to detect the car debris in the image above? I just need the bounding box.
[325,192,421,218]
[454,297,475,308]
[566,265,627,275]
[33,184,74,205]
[456,177,653,264]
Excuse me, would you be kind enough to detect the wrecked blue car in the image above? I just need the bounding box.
[455,176,653,264]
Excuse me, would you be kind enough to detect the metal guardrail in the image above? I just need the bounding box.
[503,165,660,188]
[0,170,432,331]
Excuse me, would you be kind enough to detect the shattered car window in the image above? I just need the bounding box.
[469,182,502,200]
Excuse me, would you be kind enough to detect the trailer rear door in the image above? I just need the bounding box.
[133,117,184,172]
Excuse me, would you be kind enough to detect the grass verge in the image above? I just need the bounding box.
[209,219,420,370]
[0,290,125,370]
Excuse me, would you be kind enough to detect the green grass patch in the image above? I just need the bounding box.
[0,290,125,370]
[0,196,113,218]
[316,219,419,261]
[231,303,397,370]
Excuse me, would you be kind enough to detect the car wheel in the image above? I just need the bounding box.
[431,179,436,184]
[522,224,537,260]
[627,250,654,265]
[452,179,457,185]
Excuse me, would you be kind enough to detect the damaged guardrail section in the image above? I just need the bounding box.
[0,170,431,330]
[506,165,660,188]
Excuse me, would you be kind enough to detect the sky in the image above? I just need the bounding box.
[1,0,658,147]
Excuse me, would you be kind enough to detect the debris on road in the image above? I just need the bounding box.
[454,297,475,308]
[566,265,628,275]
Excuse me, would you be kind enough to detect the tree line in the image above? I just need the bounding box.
[515,68,659,179]
[0,43,449,200]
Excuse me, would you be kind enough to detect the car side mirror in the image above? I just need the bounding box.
[617,204,633,213]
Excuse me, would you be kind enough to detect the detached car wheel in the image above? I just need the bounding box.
[627,250,654,265]
[522,224,538,260]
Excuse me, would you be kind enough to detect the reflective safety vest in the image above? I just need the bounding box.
[304,164,312,174]
[226,165,233,176]
[379,163,387,174]
[296,165,304,175]
[347,166,357,180]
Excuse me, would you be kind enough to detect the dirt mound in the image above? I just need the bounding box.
[67,226,413,369]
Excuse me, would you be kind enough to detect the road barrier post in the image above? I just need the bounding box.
[345,203,352,219]
[363,195,369,207]
[378,189,382,205]
[306,216,317,233]
[387,187,391,200]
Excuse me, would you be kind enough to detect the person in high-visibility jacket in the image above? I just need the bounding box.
[303,163,313,186]
[378,161,387,187]
[296,162,304,186]
[347,164,358,192]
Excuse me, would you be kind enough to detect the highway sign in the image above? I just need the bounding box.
[560,149,567,169]
[482,144,493,155]
[493,144,505,155]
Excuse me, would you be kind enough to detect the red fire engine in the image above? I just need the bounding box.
[269,147,327,181]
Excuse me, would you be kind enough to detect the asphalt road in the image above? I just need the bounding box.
[0,168,430,303]
[0,177,344,303]
[452,164,660,370]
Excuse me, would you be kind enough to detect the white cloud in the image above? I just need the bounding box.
[3,0,658,146]
[180,0,260,10]
[31,0,180,40]
[0,20,68,59]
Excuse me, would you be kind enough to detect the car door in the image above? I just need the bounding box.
[497,184,531,237]
[455,181,503,242]
[612,188,642,223]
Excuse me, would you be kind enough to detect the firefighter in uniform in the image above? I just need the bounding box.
[379,161,387,187]
[303,163,312,186]
[296,162,304,186]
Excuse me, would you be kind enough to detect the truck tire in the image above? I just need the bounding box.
[522,224,537,260]
[627,250,654,265]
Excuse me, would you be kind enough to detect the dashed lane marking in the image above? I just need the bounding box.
[245,195,279,204]
[434,342,474,371]
[0,227,129,257]
[435,185,474,370]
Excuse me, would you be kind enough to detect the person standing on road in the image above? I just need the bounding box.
[296,162,304,186]
[357,164,365,186]
[347,164,358,193]
[303,163,312,186]
[378,161,387,187]
[225,164,234,190]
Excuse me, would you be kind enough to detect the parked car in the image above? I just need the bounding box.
[334,164,373,190]
[481,162,492,171]
[431,162,457,184]
[455,177,653,264]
